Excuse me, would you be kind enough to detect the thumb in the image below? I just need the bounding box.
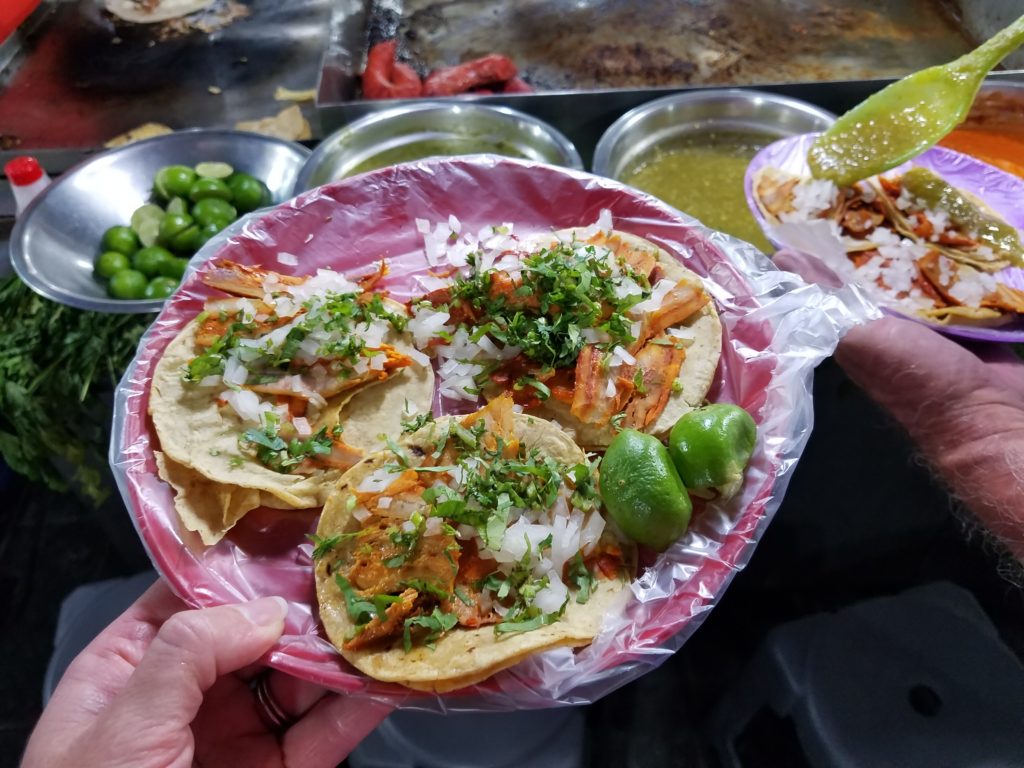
[97,596,288,735]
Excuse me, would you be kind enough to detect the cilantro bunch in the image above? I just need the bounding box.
[0,276,153,504]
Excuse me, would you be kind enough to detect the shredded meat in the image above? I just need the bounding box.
[624,340,686,429]
[644,281,709,341]
[343,588,419,651]
[571,344,634,426]
[442,539,502,628]
[344,517,459,596]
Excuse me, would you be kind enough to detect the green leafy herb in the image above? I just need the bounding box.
[402,607,458,651]
[567,553,595,604]
[307,532,361,560]
[633,368,647,395]
[401,578,450,600]
[401,410,435,433]
[0,276,153,505]
[494,612,560,634]
[441,240,650,369]
[335,574,402,625]
[241,414,333,473]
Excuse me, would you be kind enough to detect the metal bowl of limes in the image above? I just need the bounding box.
[10,129,310,314]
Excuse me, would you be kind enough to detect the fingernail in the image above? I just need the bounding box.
[235,596,289,627]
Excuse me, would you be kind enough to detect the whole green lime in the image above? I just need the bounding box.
[144,276,179,299]
[108,269,148,300]
[132,245,174,277]
[189,177,232,203]
[192,197,237,227]
[600,429,692,551]
[96,250,131,279]
[101,225,140,257]
[197,221,228,248]
[154,165,197,200]
[158,213,200,253]
[668,404,757,498]
[227,173,269,213]
[158,257,189,280]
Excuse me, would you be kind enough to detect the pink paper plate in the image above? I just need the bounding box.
[745,133,1024,343]
[112,156,830,711]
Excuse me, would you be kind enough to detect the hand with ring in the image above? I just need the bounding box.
[21,581,393,768]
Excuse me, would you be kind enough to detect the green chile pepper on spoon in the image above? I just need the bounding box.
[808,13,1024,187]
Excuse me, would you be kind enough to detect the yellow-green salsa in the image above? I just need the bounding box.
[621,130,774,252]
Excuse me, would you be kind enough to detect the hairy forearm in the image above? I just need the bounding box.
[836,319,1024,561]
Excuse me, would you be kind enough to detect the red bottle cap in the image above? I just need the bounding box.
[5,156,44,186]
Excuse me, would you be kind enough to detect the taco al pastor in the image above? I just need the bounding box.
[149,260,434,543]
[406,218,722,448]
[313,395,635,692]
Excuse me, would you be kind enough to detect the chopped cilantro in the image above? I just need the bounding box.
[402,607,458,651]
[241,413,333,473]
[401,410,435,433]
[401,578,450,600]
[335,574,401,625]
[442,239,651,369]
[567,553,595,604]
[633,368,647,395]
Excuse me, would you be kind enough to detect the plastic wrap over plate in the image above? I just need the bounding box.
[745,133,1024,343]
[111,156,874,711]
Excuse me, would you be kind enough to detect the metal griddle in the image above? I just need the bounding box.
[319,0,976,101]
[0,0,329,149]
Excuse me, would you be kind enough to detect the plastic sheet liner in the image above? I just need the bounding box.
[745,132,1024,343]
[110,156,878,711]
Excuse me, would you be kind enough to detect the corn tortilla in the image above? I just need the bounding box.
[315,412,633,692]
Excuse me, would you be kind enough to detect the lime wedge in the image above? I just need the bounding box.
[166,197,189,216]
[195,161,234,179]
[131,204,165,236]
[136,218,161,248]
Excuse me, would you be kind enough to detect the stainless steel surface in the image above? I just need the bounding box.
[294,102,582,191]
[0,0,328,149]
[591,89,836,180]
[10,129,310,314]
[319,0,978,103]
[316,73,1024,170]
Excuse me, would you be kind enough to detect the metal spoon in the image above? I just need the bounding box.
[808,13,1024,186]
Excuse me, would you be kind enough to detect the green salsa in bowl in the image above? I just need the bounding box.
[594,90,835,253]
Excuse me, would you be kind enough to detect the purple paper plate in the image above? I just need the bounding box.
[744,133,1024,343]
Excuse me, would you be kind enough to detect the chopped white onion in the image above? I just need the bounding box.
[276,251,299,266]
[292,417,311,438]
[633,279,676,314]
[376,496,393,510]
[352,505,371,523]
[533,572,569,614]
[357,467,395,494]
[222,356,249,386]
[612,345,636,366]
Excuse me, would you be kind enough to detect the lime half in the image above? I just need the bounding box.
[195,161,234,180]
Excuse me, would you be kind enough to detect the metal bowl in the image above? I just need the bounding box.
[294,103,583,191]
[10,129,310,314]
[592,89,836,179]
